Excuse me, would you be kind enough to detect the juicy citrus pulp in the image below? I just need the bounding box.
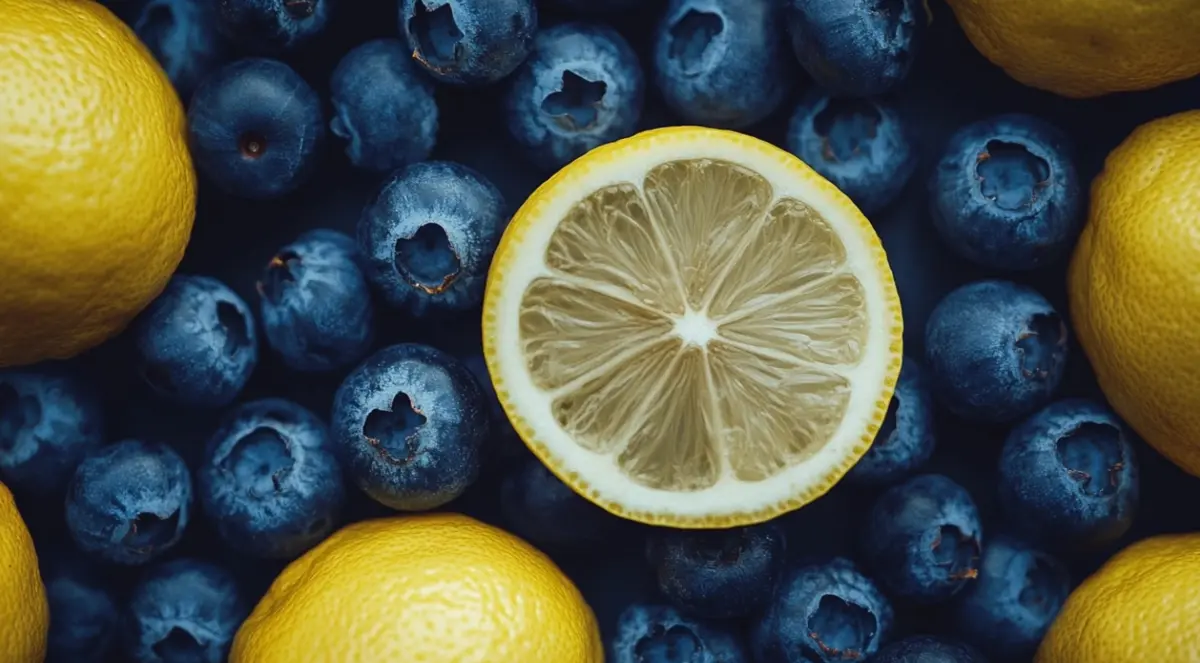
[484,126,902,527]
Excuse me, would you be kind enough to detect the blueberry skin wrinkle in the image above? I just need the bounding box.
[123,558,249,663]
[653,0,795,129]
[132,0,229,98]
[500,455,621,550]
[505,22,645,171]
[357,161,507,315]
[872,635,990,663]
[257,229,376,373]
[610,603,750,663]
[198,398,345,560]
[65,440,193,566]
[925,280,1068,424]
[329,38,439,173]
[930,114,1082,271]
[331,343,488,511]
[188,58,325,200]
[999,399,1139,551]
[846,356,935,485]
[399,0,538,85]
[134,275,259,409]
[216,0,334,52]
[43,553,119,663]
[0,368,104,498]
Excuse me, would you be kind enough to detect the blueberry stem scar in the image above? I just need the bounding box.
[541,71,607,130]
[257,251,301,303]
[362,392,428,465]
[239,132,267,159]
[409,1,463,70]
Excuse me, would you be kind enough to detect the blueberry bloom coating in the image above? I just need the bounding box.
[611,603,750,663]
[133,0,228,98]
[399,0,538,85]
[847,356,935,484]
[216,0,334,52]
[872,635,989,663]
[43,552,119,663]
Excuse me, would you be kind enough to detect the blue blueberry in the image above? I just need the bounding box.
[462,354,521,455]
[930,114,1082,271]
[785,90,916,216]
[501,455,622,549]
[754,558,893,663]
[399,0,537,85]
[134,275,258,409]
[611,603,749,663]
[358,161,507,315]
[505,23,644,171]
[647,522,786,620]
[198,398,344,560]
[43,551,119,663]
[861,474,983,603]
[547,0,643,13]
[216,0,333,52]
[872,635,989,663]
[331,343,488,511]
[0,368,103,498]
[66,440,192,566]
[123,559,249,663]
[999,399,1139,551]
[925,280,1067,424]
[131,0,228,98]
[653,0,794,129]
[188,58,324,200]
[953,535,1070,660]
[329,38,439,173]
[847,356,934,485]
[257,230,375,373]
[784,0,926,97]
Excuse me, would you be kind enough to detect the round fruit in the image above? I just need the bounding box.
[0,0,195,367]
[1069,111,1200,477]
[483,126,902,528]
[944,0,1200,98]
[1036,533,1200,663]
[230,513,603,663]
[0,482,48,663]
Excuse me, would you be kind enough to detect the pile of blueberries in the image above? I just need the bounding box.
[1,0,1169,661]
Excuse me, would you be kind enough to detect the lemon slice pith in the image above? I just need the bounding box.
[484,127,902,528]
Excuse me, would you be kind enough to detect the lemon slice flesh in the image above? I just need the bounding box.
[484,127,902,527]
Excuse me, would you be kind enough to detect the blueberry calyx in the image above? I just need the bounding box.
[409,2,464,73]
[933,524,980,581]
[1057,421,1125,497]
[362,391,428,465]
[124,511,181,552]
[153,626,204,661]
[215,301,251,356]
[808,595,876,661]
[668,9,723,75]
[0,384,37,453]
[541,71,607,130]
[284,0,317,19]
[257,251,301,304]
[813,97,881,163]
[634,623,703,660]
[238,132,268,159]
[975,140,1051,211]
[1015,312,1066,380]
[220,427,296,497]
[394,224,461,295]
[1017,552,1062,619]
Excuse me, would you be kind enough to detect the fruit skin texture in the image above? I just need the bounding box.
[1035,533,1200,663]
[1069,111,1200,478]
[399,0,538,85]
[610,603,749,663]
[230,512,604,663]
[847,356,934,484]
[42,550,118,663]
[944,0,1200,98]
[216,0,333,52]
[123,558,249,663]
[0,481,48,663]
[872,635,988,663]
[0,0,196,368]
[132,0,229,98]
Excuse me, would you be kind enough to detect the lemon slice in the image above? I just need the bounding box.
[483,127,902,528]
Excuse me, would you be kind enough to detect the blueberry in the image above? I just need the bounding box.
[647,522,786,619]
[461,354,521,454]
[784,0,926,97]
[66,440,192,565]
[257,230,375,373]
[43,552,119,663]
[846,356,934,485]
[0,368,103,498]
[505,23,644,171]
[753,558,893,662]
[216,0,333,52]
[547,0,643,13]
[925,280,1067,424]
[358,162,507,315]
[329,38,439,173]
[198,398,344,559]
[123,559,249,663]
[132,0,228,98]
[188,58,324,200]
[331,343,488,511]
[999,399,1139,550]
[861,474,983,603]
[399,0,538,85]
[500,455,621,549]
[611,603,749,663]
[953,535,1070,660]
[653,0,794,129]
[930,114,1082,271]
[872,635,989,663]
[134,275,258,409]
[785,90,916,216]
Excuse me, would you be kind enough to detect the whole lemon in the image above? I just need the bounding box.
[944,0,1200,97]
[1036,534,1200,663]
[0,0,195,367]
[1069,111,1200,476]
[231,513,604,663]
[0,482,48,663]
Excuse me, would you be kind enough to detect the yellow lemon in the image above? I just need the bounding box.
[0,482,48,663]
[0,0,195,367]
[1036,534,1200,663]
[482,126,902,528]
[1069,111,1200,477]
[230,513,603,663]
[944,0,1200,98]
